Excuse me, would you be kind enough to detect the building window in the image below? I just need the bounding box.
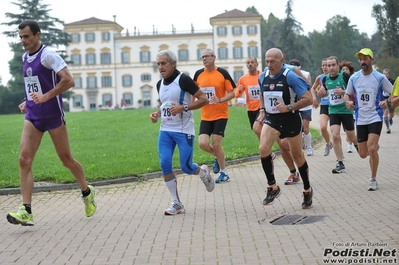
[102,94,112,107]
[140,51,151,62]
[233,47,243,59]
[218,48,228,59]
[73,95,83,107]
[89,95,96,110]
[197,49,204,60]
[102,32,110,41]
[87,77,97,88]
[232,26,242,35]
[141,74,151,82]
[247,25,257,34]
[74,77,82,88]
[71,34,80,42]
[86,54,96,65]
[217,27,227,36]
[101,76,112,87]
[121,52,129,63]
[248,46,258,58]
[178,49,189,61]
[143,91,151,109]
[233,71,244,83]
[70,54,81,65]
[122,93,133,105]
[122,75,132,86]
[100,53,111,64]
[85,33,95,42]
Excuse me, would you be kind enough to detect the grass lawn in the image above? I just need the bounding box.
[0,107,320,188]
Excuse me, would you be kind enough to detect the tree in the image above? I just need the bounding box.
[376,54,399,79]
[260,13,283,69]
[372,0,399,58]
[308,15,370,76]
[0,0,71,114]
[276,0,311,69]
[0,83,22,114]
[2,0,70,46]
[245,6,282,69]
[368,31,384,61]
[278,0,303,49]
[6,42,26,108]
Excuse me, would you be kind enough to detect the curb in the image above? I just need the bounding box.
[0,132,321,196]
[0,155,264,196]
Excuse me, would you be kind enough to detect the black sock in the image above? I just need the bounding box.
[354,144,359,153]
[23,204,32,214]
[82,187,91,197]
[298,162,310,190]
[261,154,276,186]
[290,169,297,174]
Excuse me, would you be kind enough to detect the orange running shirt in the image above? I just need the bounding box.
[235,71,261,111]
[193,67,235,121]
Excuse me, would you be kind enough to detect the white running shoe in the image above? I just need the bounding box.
[199,165,215,192]
[164,201,185,215]
[368,179,378,191]
[347,144,353,153]
[324,142,333,156]
[307,148,313,156]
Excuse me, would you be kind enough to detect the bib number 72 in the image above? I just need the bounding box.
[268,98,277,106]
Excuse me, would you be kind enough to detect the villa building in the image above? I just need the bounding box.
[64,9,262,111]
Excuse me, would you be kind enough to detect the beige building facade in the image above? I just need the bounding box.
[64,9,262,111]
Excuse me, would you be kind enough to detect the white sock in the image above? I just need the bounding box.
[165,177,179,202]
[304,133,312,149]
[199,166,207,177]
[220,169,227,174]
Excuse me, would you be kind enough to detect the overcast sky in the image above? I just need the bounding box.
[0,0,382,85]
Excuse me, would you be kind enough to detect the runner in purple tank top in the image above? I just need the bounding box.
[6,20,97,227]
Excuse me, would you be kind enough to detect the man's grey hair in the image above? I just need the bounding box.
[202,48,215,56]
[157,50,177,65]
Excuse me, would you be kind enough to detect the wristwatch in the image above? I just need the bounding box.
[184,104,189,112]
[287,104,293,111]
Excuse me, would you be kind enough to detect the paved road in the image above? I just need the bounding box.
[1,110,398,265]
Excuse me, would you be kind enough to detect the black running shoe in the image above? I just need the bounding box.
[262,185,281,205]
[332,163,346,174]
[302,187,313,209]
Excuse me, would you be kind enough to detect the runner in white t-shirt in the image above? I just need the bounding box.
[289,59,313,156]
